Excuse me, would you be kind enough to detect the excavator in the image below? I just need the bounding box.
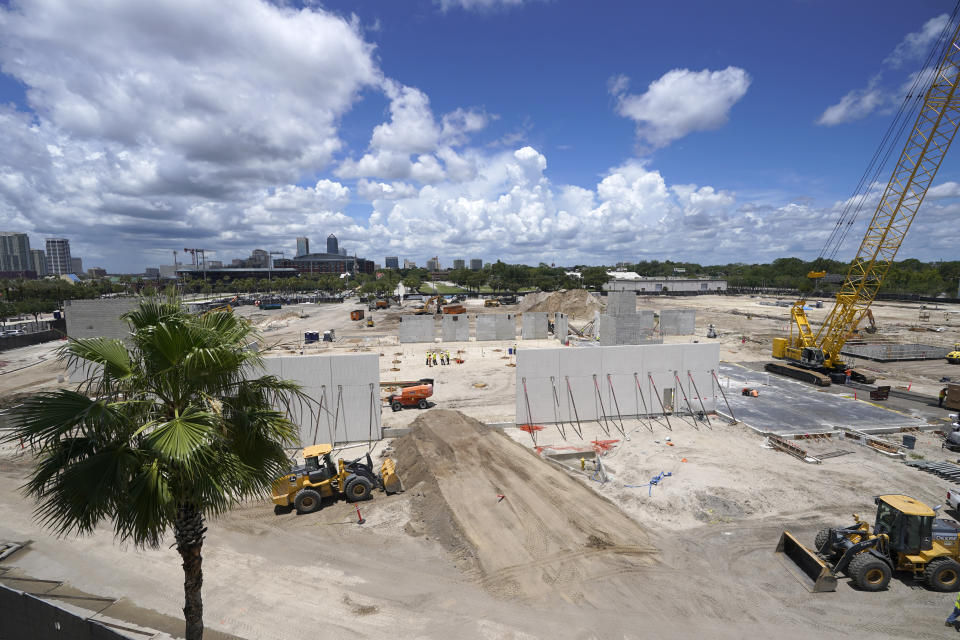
[769,15,960,387]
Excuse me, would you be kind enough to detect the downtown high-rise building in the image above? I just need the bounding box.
[45,238,72,276]
[385,256,399,269]
[30,249,47,276]
[296,237,309,257]
[426,256,439,271]
[470,258,483,271]
[326,234,338,255]
[71,257,83,274]
[0,232,32,272]
[453,259,465,270]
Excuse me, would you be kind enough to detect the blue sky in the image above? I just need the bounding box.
[0,0,958,271]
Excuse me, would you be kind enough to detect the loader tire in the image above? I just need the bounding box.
[294,489,323,515]
[391,401,403,412]
[345,476,373,502]
[849,553,890,591]
[926,558,960,591]
[814,528,840,561]
[418,399,429,409]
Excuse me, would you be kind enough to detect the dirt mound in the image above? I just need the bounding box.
[520,289,603,320]
[393,409,656,604]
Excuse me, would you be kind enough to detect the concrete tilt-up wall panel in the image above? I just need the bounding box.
[441,314,470,341]
[521,312,548,339]
[659,309,696,335]
[515,344,719,424]
[605,291,637,316]
[398,315,436,343]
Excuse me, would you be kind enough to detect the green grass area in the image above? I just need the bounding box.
[418,283,468,294]
[419,283,539,294]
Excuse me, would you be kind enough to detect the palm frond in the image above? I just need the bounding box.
[143,406,214,461]
[4,391,117,445]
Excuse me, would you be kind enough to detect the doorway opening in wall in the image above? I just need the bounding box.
[662,387,674,413]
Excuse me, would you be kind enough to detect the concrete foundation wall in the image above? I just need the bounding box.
[442,314,470,341]
[554,312,569,344]
[605,291,637,316]
[398,315,436,343]
[521,312,548,339]
[659,309,696,335]
[477,313,516,341]
[65,298,138,340]
[262,353,380,444]
[516,343,720,424]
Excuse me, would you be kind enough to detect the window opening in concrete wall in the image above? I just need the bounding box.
[655,284,662,292]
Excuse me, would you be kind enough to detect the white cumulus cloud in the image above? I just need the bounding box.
[885,13,950,68]
[612,67,751,150]
[816,76,886,126]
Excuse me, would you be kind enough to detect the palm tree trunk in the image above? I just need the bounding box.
[175,504,206,640]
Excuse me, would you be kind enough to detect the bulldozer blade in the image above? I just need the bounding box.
[775,531,837,593]
[380,458,403,494]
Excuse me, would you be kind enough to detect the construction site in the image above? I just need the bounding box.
[0,284,960,639]
[7,7,960,640]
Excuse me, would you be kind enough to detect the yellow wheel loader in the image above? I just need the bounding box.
[777,495,960,593]
[271,444,403,515]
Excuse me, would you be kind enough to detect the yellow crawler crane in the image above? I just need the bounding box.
[770,18,960,386]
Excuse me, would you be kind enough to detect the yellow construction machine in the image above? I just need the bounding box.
[271,444,403,515]
[777,495,960,593]
[769,16,960,387]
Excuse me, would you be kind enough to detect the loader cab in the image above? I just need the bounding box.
[302,444,337,484]
[874,495,934,554]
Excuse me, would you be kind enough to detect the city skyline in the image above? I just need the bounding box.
[1,3,960,272]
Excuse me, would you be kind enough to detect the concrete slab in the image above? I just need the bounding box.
[659,309,695,335]
[398,315,435,343]
[718,362,924,435]
[521,312,548,340]
[441,314,470,342]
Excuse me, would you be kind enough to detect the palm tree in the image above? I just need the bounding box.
[2,296,306,639]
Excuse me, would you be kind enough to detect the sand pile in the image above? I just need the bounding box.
[393,409,656,604]
[520,289,603,320]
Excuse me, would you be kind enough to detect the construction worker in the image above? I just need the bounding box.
[432,352,438,367]
[445,350,451,365]
[946,590,960,629]
[941,387,949,408]
[426,351,432,367]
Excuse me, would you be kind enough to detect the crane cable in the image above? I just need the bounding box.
[817,2,960,264]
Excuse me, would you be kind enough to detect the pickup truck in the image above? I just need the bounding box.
[947,487,960,511]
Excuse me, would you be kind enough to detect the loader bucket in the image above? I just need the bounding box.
[381,458,403,494]
[775,531,837,593]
